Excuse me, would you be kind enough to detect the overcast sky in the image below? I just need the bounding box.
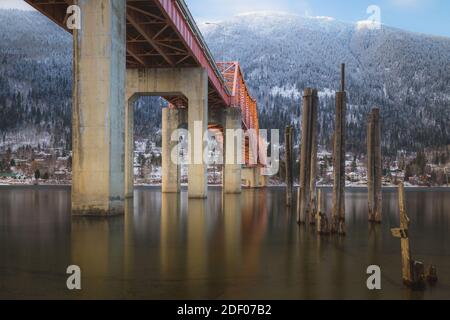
[2,0,449,37]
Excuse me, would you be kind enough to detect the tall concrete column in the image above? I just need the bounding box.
[125,96,135,198]
[242,167,263,188]
[162,108,181,193]
[187,69,209,198]
[367,107,382,223]
[223,108,242,194]
[72,0,126,215]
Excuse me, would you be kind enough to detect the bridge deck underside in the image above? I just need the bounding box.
[24,0,227,109]
[24,0,264,167]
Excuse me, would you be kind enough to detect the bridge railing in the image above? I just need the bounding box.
[174,0,231,98]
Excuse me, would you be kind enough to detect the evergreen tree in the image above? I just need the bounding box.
[34,169,40,180]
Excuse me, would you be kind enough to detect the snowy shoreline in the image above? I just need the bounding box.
[1,183,449,191]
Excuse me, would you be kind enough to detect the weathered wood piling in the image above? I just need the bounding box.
[316,189,330,235]
[331,64,347,235]
[297,88,318,224]
[391,183,427,289]
[285,126,294,206]
[367,107,382,223]
[309,95,319,225]
[426,265,438,285]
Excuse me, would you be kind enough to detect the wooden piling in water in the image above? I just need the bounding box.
[397,182,413,285]
[297,88,318,224]
[332,64,346,235]
[285,126,294,206]
[317,189,322,217]
[309,93,319,225]
[316,189,330,235]
[367,107,382,223]
[391,183,426,289]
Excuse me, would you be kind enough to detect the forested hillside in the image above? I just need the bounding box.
[1,10,449,156]
[201,12,450,155]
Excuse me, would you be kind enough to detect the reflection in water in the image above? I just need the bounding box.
[186,198,208,297]
[0,186,449,299]
[71,215,125,298]
[160,193,181,280]
[223,194,242,278]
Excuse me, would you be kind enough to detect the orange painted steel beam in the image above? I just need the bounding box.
[217,62,263,167]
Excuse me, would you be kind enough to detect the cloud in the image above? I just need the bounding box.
[187,0,310,22]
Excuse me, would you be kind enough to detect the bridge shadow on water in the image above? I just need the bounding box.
[0,186,449,299]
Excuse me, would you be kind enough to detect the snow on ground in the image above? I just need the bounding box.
[0,128,52,152]
[134,140,147,153]
[270,85,301,99]
[318,88,336,99]
[270,86,336,100]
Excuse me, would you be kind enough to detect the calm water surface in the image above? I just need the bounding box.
[0,186,449,299]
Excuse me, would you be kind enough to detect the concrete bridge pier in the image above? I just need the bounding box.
[72,0,126,215]
[125,95,136,199]
[187,70,209,199]
[125,68,209,199]
[242,167,265,188]
[162,108,187,193]
[223,108,243,194]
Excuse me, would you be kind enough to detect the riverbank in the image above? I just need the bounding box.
[1,183,449,192]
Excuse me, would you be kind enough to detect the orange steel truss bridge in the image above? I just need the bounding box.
[24,0,264,167]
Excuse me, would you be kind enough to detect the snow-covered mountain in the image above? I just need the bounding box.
[200,12,450,154]
[1,10,449,155]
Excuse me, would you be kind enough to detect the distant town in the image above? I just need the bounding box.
[1,138,448,187]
